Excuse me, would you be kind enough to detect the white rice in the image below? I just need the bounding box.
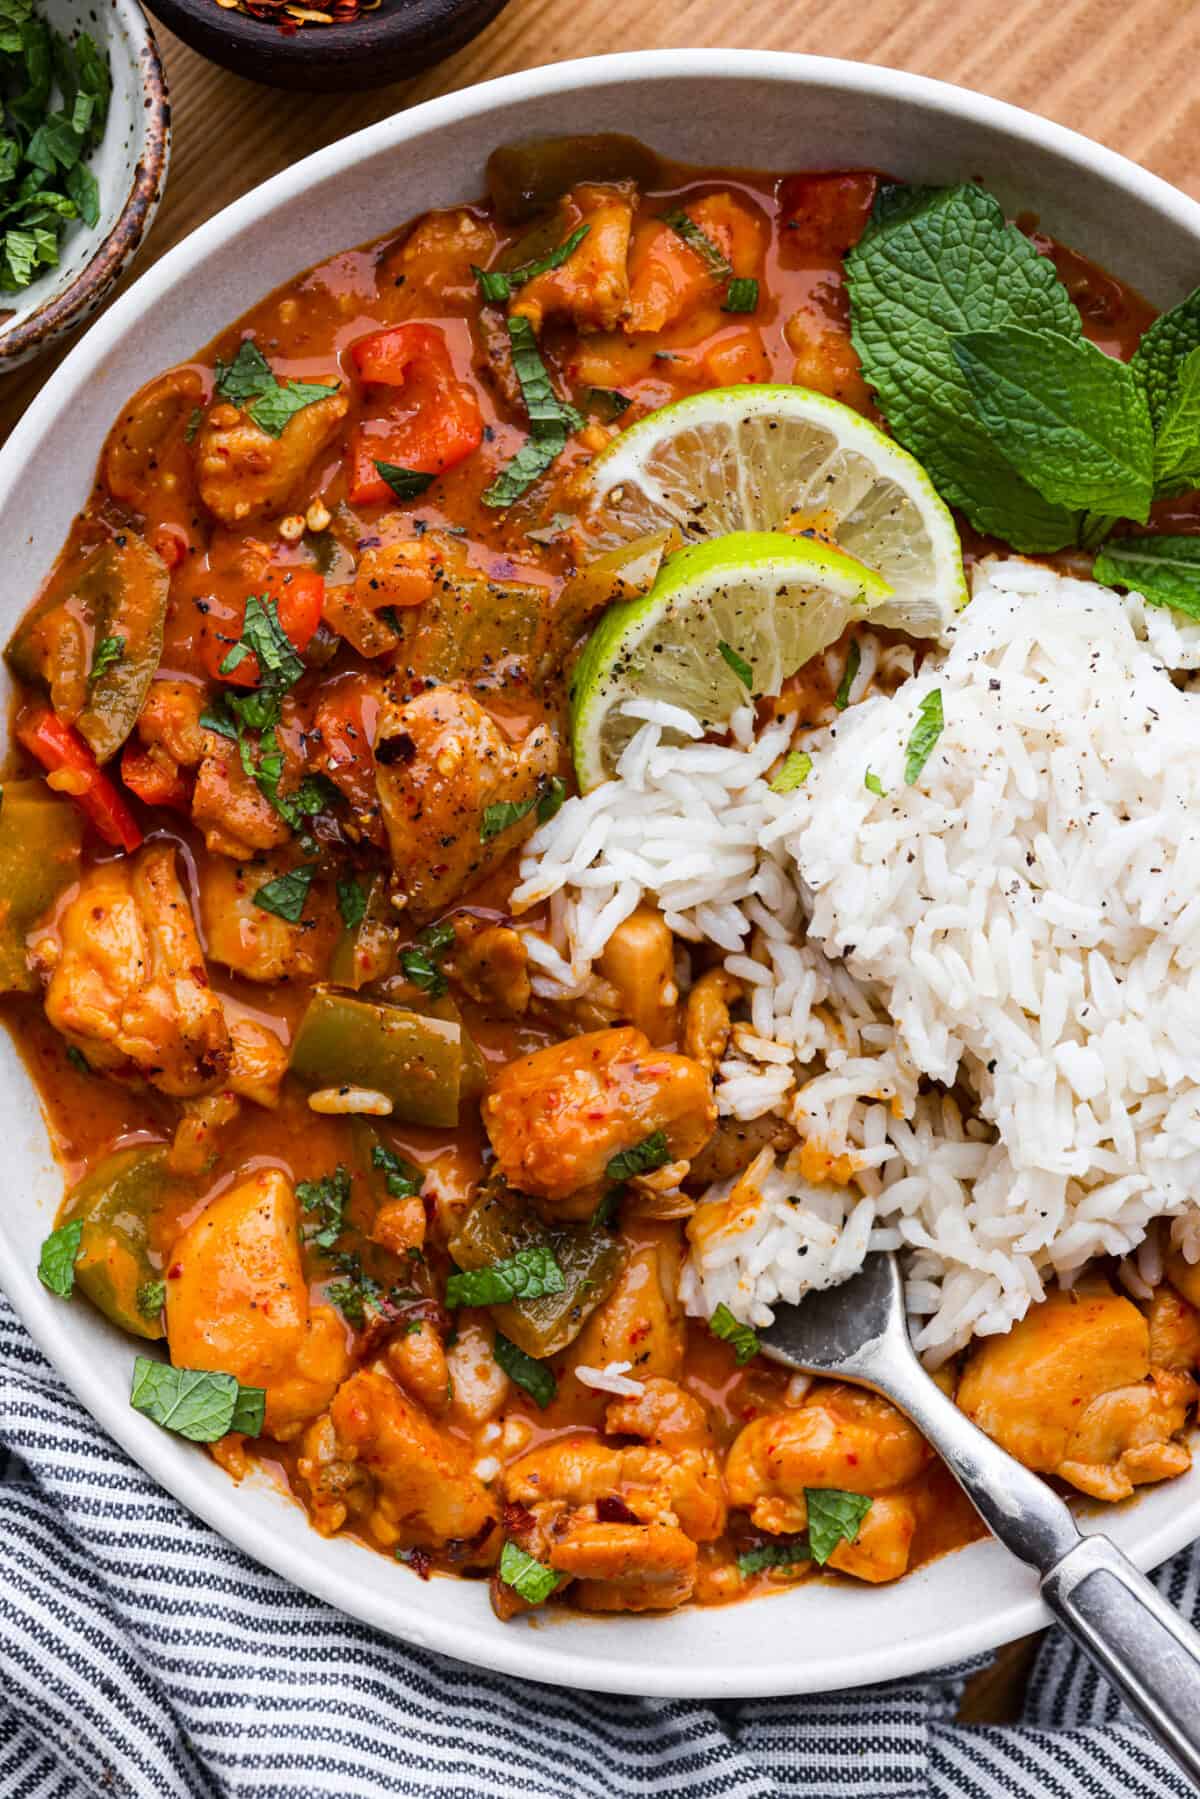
[573,1361,646,1397]
[514,560,1200,1362]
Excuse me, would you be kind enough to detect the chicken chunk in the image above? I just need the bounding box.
[136,679,207,768]
[510,184,634,335]
[165,1168,349,1440]
[198,855,337,983]
[388,208,499,312]
[597,907,678,1045]
[956,1285,1195,1503]
[384,1320,450,1416]
[195,388,349,526]
[725,1384,930,1536]
[1149,1284,1200,1372]
[191,730,292,861]
[32,845,230,1097]
[446,918,531,1016]
[824,1493,917,1585]
[569,1226,685,1380]
[373,684,558,920]
[222,997,289,1107]
[497,1378,724,1616]
[483,1026,716,1218]
[446,1317,511,1428]
[550,1519,697,1613]
[316,1366,498,1554]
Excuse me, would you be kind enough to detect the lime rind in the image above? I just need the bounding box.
[570,530,891,790]
[578,383,968,631]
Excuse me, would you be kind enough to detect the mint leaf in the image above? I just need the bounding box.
[375,462,434,501]
[709,1301,760,1365]
[586,387,630,422]
[718,640,753,689]
[1094,535,1200,621]
[846,182,1082,550]
[214,339,275,405]
[213,338,337,438]
[662,208,732,280]
[474,224,591,303]
[230,1384,266,1436]
[483,317,579,508]
[493,1331,556,1409]
[253,863,317,923]
[89,633,124,682]
[371,1142,422,1200]
[536,776,566,823]
[137,1278,166,1318]
[834,639,860,710]
[219,592,304,689]
[336,876,366,930]
[129,1359,261,1443]
[722,277,759,314]
[605,1131,671,1184]
[805,1488,873,1565]
[737,1536,811,1577]
[1131,287,1200,429]
[770,750,812,793]
[400,917,456,996]
[480,794,538,841]
[951,326,1153,519]
[1149,344,1200,497]
[904,688,944,786]
[498,1539,560,1604]
[248,378,338,440]
[38,1218,83,1296]
[297,1164,351,1249]
[445,1246,566,1308]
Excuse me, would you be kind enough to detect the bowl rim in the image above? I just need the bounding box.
[6,46,1200,1698]
[0,0,170,363]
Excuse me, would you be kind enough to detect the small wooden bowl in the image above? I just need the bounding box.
[142,0,511,92]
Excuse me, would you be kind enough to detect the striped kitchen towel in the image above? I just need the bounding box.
[0,1288,1194,1799]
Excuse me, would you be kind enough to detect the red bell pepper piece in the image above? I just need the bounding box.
[776,172,879,266]
[348,323,484,505]
[18,708,144,853]
[201,563,325,687]
[120,742,191,813]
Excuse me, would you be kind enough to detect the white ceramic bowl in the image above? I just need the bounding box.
[0,0,169,370]
[3,49,1200,1699]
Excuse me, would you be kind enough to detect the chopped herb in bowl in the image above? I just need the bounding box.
[0,0,110,293]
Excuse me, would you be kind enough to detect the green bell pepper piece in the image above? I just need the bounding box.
[448,1177,626,1357]
[7,534,169,762]
[289,988,466,1128]
[63,1146,177,1340]
[0,781,82,993]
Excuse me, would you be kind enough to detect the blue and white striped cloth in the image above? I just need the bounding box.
[0,1288,1194,1799]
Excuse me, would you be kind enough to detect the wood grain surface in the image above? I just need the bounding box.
[6,0,1194,1717]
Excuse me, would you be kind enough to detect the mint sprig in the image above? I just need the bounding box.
[846,179,1200,612]
[950,326,1152,519]
[1094,537,1200,621]
[846,182,1082,552]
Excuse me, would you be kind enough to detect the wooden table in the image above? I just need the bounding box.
[5,0,1194,1716]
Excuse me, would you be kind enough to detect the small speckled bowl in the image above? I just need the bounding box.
[0,0,170,371]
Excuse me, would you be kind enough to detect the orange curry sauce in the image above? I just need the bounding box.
[1,150,1176,1614]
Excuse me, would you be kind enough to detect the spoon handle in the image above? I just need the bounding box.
[1042,1535,1200,1787]
[873,1352,1200,1786]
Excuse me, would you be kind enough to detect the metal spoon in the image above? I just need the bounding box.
[761,1251,1200,1786]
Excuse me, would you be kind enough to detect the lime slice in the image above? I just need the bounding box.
[570,531,891,789]
[575,384,966,635]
